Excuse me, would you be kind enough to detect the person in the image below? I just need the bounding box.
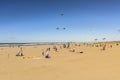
[116,44,119,46]
[45,51,50,58]
[102,44,106,50]
[46,47,50,52]
[67,42,70,48]
[96,45,99,47]
[16,47,24,56]
[72,48,75,52]
[110,45,112,48]
[53,46,58,52]
[42,49,44,56]
[63,44,66,48]
[69,48,75,52]
[16,51,24,56]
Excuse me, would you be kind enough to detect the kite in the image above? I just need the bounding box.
[56,27,60,30]
[63,27,66,30]
[60,13,64,16]
[102,38,106,40]
[94,38,98,41]
[56,27,66,30]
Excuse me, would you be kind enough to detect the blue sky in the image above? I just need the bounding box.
[0,0,120,42]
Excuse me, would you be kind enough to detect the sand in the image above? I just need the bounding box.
[0,43,120,80]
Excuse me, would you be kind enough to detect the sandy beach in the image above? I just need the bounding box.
[0,43,120,80]
[1,0,120,80]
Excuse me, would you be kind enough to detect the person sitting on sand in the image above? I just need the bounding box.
[45,51,50,58]
[69,48,75,52]
[116,44,119,46]
[16,51,24,56]
[110,45,112,48]
[16,47,24,56]
[96,45,99,47]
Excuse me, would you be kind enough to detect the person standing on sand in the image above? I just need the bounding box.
[42,49,44,56]
[53,46,58,52]
[63,44,66,48]
[102,44,106,50]
[46,47,50,52]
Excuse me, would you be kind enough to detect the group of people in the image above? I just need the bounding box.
[16,47,51,59]
[42,47,51,58]
[15,43,119,59]
[42,46,58,58]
